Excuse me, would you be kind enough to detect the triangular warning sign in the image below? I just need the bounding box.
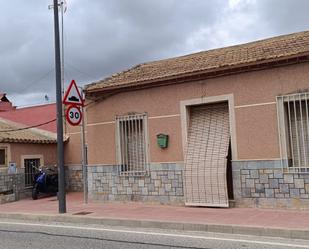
[63,80,84,106]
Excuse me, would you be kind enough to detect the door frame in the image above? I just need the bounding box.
[21,154,44,169]
[180,94,238,161]
[21,155,43,188]
[0,143,11,169]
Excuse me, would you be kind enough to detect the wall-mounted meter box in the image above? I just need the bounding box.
[157,134,169,149]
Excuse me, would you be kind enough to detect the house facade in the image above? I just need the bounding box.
[0,117,57,201]
[0,103,58,197]
[66,31,309,209]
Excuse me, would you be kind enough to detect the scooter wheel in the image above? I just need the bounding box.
[32,184,39,200]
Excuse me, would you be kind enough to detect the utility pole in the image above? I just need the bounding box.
[80,90,88,204]
[53,0,66,213]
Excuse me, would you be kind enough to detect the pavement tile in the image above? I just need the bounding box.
[1,192,309,239]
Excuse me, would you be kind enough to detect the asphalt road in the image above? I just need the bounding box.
[0,220,309,249]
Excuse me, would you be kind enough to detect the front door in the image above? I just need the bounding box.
[24,158,40,187]
[184,102,230,207]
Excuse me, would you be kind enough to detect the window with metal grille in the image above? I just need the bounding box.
[116,113,148,176]
[277,93,309,173]
[0,148,7,167]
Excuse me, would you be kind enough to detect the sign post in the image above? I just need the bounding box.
[80,90,88,204]
[63,80,87,204]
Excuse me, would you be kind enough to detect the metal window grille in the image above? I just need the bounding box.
[116,113,148,176]
[24,159,40,187]
[277,93,309,173]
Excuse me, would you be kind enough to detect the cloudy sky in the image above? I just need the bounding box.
[1,0,309,107]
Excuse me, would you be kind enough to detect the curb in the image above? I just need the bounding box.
[0,212,308,240]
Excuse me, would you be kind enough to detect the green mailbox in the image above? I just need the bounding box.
[157,134,169,149]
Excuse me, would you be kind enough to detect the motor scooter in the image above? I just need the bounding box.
[32,167,58,200]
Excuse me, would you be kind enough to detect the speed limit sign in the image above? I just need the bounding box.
[66,105,82,126]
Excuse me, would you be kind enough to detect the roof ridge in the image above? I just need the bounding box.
[140,30,309,65]
[85,30,309,92]
[89,64,145,88]
[15,102,56,110]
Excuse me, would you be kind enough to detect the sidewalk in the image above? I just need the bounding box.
[1,192,309,240]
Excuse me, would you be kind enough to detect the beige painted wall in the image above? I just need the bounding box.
[235,104,279,160]
[87,123,115,165]
[65,133,82,165]
[9,143,57,168]
[65,62,309,165]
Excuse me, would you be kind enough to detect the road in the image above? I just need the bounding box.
[0,220,308,249]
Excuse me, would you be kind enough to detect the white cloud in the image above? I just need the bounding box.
[1,0,309,106]
[8,92,55,108]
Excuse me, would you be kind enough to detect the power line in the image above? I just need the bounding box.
[64,62,98,80]
[0,100,100,134]
[19,67,55,93]
[0,118,56,133]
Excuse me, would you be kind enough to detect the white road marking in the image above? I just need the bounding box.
[0,221,308,248]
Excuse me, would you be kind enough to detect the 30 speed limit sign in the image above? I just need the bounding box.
[66,105,82,126]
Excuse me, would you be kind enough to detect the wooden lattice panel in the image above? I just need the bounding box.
[184,102,230,207]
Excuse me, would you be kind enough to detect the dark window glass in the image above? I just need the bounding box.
[0,149,5,165]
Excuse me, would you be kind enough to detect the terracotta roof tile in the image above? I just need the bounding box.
[86,31,309,92]
[0,118,57,144]
[0,103,56,133]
